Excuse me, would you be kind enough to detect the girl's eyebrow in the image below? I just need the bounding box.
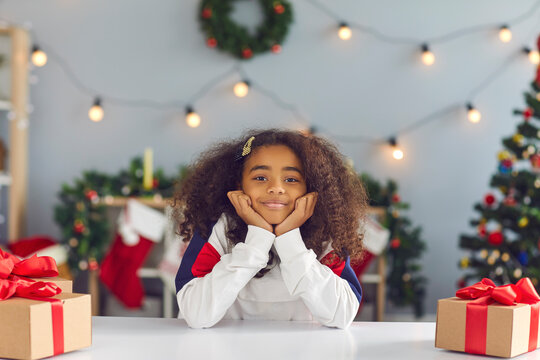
[249,165,303,174]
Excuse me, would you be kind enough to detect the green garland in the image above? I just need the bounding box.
[54,157,187,275]
[199,0,293,60]
[361,173,428,317]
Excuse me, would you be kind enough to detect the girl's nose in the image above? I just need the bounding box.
[267,182,285,194]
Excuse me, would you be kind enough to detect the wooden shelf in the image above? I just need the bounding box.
[0,99,11,111]
[0,172,11,186]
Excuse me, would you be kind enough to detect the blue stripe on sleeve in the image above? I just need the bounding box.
[339,256,363,303]
[175,228,211,294]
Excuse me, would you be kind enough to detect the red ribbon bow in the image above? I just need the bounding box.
[0,248,64,355]
[456,277,540,354]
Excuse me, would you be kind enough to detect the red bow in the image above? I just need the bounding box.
[0,249,60,300]
[456,277,540,305]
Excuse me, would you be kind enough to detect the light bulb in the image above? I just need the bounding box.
[393,148,404,160]
[467,103,481,123]
[421,44,435,66]
[529,50,540,65]
[31,46,47,67]
[233,81,249,98]
[338,23,352,40]
[88,98,104,122]
[185,107,201,128]
[498,26,512,43]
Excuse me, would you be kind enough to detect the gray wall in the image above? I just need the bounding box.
[1,0,539,314]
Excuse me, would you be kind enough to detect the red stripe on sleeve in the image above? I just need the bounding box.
[320,250,346,277]
[191,242,221,277]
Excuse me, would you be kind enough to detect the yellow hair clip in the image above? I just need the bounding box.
[241,136,255,157]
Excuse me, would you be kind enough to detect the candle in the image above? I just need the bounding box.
[143,148,153,190]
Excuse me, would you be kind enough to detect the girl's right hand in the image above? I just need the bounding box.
[227,191,273,233]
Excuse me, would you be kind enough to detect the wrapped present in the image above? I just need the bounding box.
[436,278,540,358]
[0,249,91,360]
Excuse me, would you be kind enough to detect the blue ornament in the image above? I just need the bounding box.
[518,251,529,266]
[498,163,511,174]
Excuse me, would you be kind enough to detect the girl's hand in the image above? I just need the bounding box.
[227,191,273,233]
[274,192,318,237]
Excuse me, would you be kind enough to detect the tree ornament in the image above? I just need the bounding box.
[530,154,540,170]
[206,37,217,48]
[271,44,282,54]
[501,252,510,262]
[518,251,529,266]
[392,210,400,218]
[479,249,488,258]
[78,260,88,271]
[484,193,496,207]
[492,249,500,259]
[523,107,534,120]
[513,133,525,145]
[513,268,523,278]
[390,238,401,249]
[68,238,79,247]
[498,150,511,161]
[402,273,411,282]
[477,224,487,237]
[73,220,85,234]
[121,185,131,196]
[518,216,529,228]
[198,0,293,60]
[85,189,98,203]
[392,193,401,203]
[487,256,496,265]
[495,266,503,276]
[201,7,212,19]
[88,258,99,271]
[503,195,517,207]
[460,257,470,268]
[488,231,503,246]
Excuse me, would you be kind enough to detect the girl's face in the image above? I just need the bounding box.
[241,145,307,225]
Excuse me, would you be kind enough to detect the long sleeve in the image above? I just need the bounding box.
[176,222,275,328]
[274,228,362,329]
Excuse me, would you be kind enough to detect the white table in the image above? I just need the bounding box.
[56,317,540,360]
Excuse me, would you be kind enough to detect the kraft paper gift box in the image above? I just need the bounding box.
[0,292,92,360]
[435,278,540,358]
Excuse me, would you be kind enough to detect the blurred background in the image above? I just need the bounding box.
[0,0,539,321]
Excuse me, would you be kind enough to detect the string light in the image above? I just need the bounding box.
[338,22,352,40]
[498,25,512,43]
[388,137,404,160]
[185,106,201,128]
[31,45,47,67]
[466,103,481,123]
[233,80,250,98]
[88,97,104,122]
[523,47,540,65]
[421,44,435,66]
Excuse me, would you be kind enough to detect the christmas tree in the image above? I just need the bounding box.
[459,35,540,288]
[361,173,427,317]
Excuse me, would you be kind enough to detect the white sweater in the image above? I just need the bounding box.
[175,214,362,329]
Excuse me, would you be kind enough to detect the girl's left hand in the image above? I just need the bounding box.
[274,192,318,237]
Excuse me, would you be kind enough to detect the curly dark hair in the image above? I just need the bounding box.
[172,128,368,260]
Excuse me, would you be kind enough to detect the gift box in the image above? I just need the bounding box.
[435,278,540,358]
[0,249,92,359]
[0,292,91,360]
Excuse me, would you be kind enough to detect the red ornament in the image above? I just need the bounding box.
[392,194,401,203]
[488,231,503,246]
[477,224,486,237]
[242,48,253,59]
[484,193,496,207]
[85,190,98,201]
[523,107,534,120]
[206,37,217,48]
[153,179,160,188]
[89,259,99,271]
[501,159,513,168]
[531,154,540,169]
[390,238,401,249]
[201,7,212,19]
[271,44,282,54]
[274,4,285,14]
[503,196,517,207]
[73,222,85,234]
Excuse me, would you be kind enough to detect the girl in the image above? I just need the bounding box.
[173,129,367,329]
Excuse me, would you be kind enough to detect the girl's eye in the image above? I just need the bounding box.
[254,176,267,181]
[285,178,299,183]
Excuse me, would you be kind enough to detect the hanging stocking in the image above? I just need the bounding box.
[99,199,166,308]
[351,217,390,278]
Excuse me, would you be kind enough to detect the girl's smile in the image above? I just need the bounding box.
[241,145,307,225]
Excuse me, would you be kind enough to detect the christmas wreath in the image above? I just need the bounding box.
[199,0,293,60]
